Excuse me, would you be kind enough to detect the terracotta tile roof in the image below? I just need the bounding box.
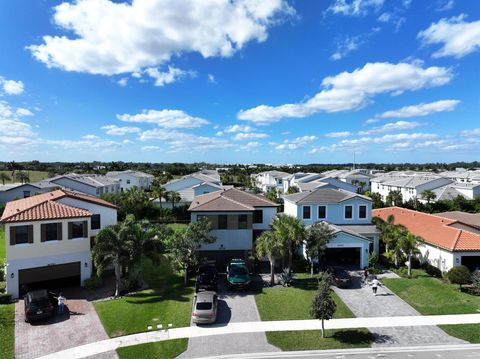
[189,188,278,212]
[1,189,117,223]
[372,207,480,252]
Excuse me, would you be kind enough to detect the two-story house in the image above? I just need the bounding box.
[252,170,292,193]
[49,174,121,197]
[188,188,278,268]
[106,170,154,191]
[1,190,117,298]
[283,188,379,268]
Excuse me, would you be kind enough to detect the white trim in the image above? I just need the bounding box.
[343,205,354,220]
[358,204,367,219]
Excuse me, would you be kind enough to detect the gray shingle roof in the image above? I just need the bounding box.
[283,188,371,204]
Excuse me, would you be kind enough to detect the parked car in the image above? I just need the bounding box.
[192,291,218,324]
[330,267,352,288]
[227,259,251,290]
[195,264,218,292]
[24,289,57,322]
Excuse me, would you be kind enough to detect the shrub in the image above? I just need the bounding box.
[279,268,293,287]
[395,267,409,278]
[410,256,422,269]
[0,282,5,293]
[0,267,4,282]
[472,270,480,294]
[424,263,442,278]
[368,267,384,275]
[292,255,310,273]
[83,275,103,289]
[0,293,11,304]
[368,252,378,268]
[447,265,472,290]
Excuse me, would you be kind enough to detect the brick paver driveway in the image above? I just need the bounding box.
[177,275,279,358]
[15,295,117,359]
[333,271,467,347]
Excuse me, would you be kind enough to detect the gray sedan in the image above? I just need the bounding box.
[192,291,218,324]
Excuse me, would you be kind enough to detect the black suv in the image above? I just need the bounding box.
[24,289,57,322]
[195,264,218,292]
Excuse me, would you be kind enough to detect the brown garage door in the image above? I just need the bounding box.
[19,262,81,285]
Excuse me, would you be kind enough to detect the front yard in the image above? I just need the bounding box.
[0,225,5,260]
[382,269,480,343]
[94,258,194,358]
[255,273,374,350]
[0,303,14,359]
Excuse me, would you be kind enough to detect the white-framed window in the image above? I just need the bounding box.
[344,205,353,219]
[358,205,367,219]
[318,205,327,220]
[126,179,131,184]
[303,205,311,219]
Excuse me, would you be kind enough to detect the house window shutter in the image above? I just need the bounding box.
[68,222,73,239]
[41,224,46,242]
[57,223,63,241]
[28,225,34,243]
[9,227,15,246]
[83,221,88,237]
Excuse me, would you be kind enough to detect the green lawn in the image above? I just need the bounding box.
[117,339,188,359]
[0,304,14,359]
[166,223,188,232]
[0,226,5,261]
[0,170,50,184]
[255,273,374,350]
[382,269,480,343]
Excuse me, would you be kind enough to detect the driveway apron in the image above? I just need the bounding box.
[177,275,279,358]
[332,272,467,347]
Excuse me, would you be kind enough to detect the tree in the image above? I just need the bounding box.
[310,271,336,338]
[169,191,181,208]
[305,222,335,277]
[272,213,306,275]
[0,172,11,185]
[92,224,130,297]
[152,185,167,211]
[358,181,367,194]
[123,187,153,219]
[386,190,403,206]
[266,188,279,203]
[398,232,420,277]
[472,269,480,294]
[286,186,299,194]
[256,231,286,286]
[372,215,406,267]
[421,190,437,204]
[365,192,383,209]
[15,171,30,184]
[165,217,215,285]
[447,265,471,290]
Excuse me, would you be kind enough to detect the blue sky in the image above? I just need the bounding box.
[0,0,479,164]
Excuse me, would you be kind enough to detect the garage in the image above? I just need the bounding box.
[461,256,480,271]
[19,262,81,296]
[325,247,361,267]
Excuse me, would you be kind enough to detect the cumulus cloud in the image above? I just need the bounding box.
[232,132,268,141]
[117,77,128,87]
[328,0,384,16]
[118,109,209,128]
[325,131,352,138]
[144,66,194,87]
[418,14,480,58]
[358,121,425,135]
[377,99,460,118]
[101,125,141,136]
[238,61,452,124]
[274,135,317,150]
[28,0,293,76]
[0,77,24,95]
[224,125,255,133]
[141,145,162,152]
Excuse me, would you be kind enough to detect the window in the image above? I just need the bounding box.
[44,223,59,241]
[13,225,30,244]
[238,214,248,229]
[126,179,131,184]
[69,221,86,239]
[253,209,263,224]
[278,179,283,185]
[318,205,327,219]
[344,205,353,219]
[218,215,228,229]
[303,206,311,219]
[23,191,31,198]
[359,205,367,219]
[91,214,101,230]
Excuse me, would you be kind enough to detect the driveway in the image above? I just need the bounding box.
[15,290,117,359]
[177,275,279,358]
[332,271,467,347]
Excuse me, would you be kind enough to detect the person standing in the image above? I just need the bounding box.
[58,292,66,314]
[363,267,369,283]
[371,276,379,295]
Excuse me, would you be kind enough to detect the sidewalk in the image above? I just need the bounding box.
[333,272,467,346]
[38,313,480,359]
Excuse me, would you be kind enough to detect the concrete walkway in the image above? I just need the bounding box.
[37,313,480,359]
[332,272,467,346]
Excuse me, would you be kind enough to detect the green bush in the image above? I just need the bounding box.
[394,267,409,278]
[0,282,5,293]
[424,263,442,278]
[410,256,422,269]
[0,293,11,304]
[472,270,480,294]
[368,252,378,268]
[83,275,103,289]
[447,265,472,290]
[368,267,384,275]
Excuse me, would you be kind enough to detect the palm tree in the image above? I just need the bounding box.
[399,232,421,277]
[256,231,286,286]
[305,222,335,277]
[372,214,406,267]
[386,190,403,206]
[92,224,130,297]
[7,161,17,179]
[169,191,181,208]
[0,172,11,185]
[15,171,30,184]
[152,185,167,210]
[421,190,436,204]
[272,213,306,275]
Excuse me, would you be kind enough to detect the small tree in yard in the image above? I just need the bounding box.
[255,231,285,286]
[310,271,336,338]
[165,217,215,285]
[472,270,480,294]
[398,232,421,277]
[447,265,472,290]
[305,222,335,277]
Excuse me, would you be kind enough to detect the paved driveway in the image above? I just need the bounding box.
[333,271,467,347]
[15,296,117,359]
[177,275,279,358]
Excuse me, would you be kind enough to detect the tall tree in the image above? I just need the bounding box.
[152,185,167,210]
[366,192,384,209]
[386,190,403,206]
[398,232,420,277]
[421,190,437,204]
[272,213,306,275]
[15,171,30,184]
[123,187,152,219]
[310,271,336,338]
[170,191,181,208]
[0,172,11,185]
[305,222,335,277]
[256,231,286,286]
[372,215,407,266]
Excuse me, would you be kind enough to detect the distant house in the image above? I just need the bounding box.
[0,182,59,205]
[373,207,480,272]
[283,188,379,268]
[321,169,374,191]
[49,174,120,197]
[1,190,117,299]
[188,188,278,268]
[286,174,358,193]
[106,170,154,191]
[252,170,292,193]
[426,182,480,202]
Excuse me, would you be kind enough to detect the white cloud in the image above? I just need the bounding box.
[208,74,216,83]
[437,0,454,12]
[118,109,209,128]
[28,0,293,76]
[82,134,100,140]
[418,14,480,58]
[325,131,352,138]
[224,124,255,133]
[144,66,194,87]
[117,77,128,87]
[365,118,379,124]
[0,77,24,95]
[461,129,480,136]
[141,145,162,152]
[377,99,460,118]
[238,61,452,124]
[0,118,34,138]
[101,125,141,136]
[385,142,411,151]
[238,141,261,152]
[331,36,361,61]
[275,135,317,150]
[328,0,384,16]
[16,108,34,117]
[359,121,425,135]
[232,132,268,141]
